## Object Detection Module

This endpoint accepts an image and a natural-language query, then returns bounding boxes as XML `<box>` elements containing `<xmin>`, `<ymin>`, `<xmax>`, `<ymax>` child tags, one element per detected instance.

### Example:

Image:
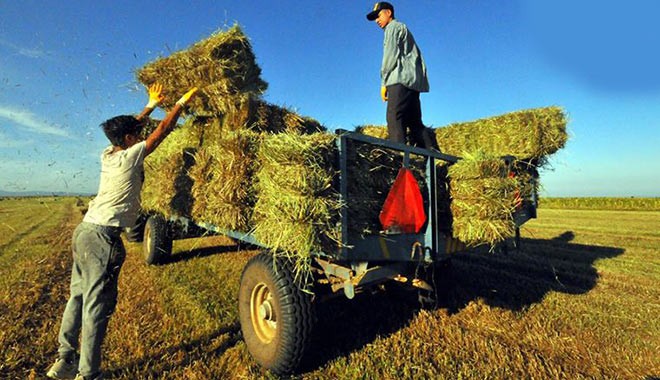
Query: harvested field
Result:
<box><xmin>1</xmin><ymin>196</ymin><xmax>658</xmax><ymax>379</ymax></box>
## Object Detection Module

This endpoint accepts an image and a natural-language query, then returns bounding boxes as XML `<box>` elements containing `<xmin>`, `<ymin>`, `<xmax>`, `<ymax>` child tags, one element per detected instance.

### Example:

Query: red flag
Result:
<box><xmin>379</xmin><ymin>168</ymin><xmax>427</xmax><ymax>233</ymax></box>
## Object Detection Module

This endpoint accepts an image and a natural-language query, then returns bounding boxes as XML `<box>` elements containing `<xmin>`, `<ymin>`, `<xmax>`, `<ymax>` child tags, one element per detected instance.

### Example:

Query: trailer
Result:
<box><xmin>134</xmin><ymin>130</ymin><xmax>538</xmax><ymax>375</ymax></box>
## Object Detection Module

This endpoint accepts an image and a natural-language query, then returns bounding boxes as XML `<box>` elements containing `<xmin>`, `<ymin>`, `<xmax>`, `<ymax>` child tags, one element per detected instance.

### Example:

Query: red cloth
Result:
<box><xmin>379</xmin><ymin>168</ymin><xmax>426</xmax><ymax>233</ymax></box>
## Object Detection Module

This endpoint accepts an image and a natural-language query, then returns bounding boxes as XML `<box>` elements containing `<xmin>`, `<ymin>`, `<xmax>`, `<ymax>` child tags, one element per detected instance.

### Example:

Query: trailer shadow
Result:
<box><xmin>164</xmin><ymin>244</ymin><xmax>238</xmax><ymax>264</ymax></box>
<box><xmin>443</xmin><ymin>231</ymin><xmax>624</xmax><ymax>313</ymax></box>
<box><xmin>301</xmin><ymin>230</ymin><xmax>625</xmax><ymax>372</ymax></box>
<box><xmin>104</xmin><ymin>323</ymin><xmax>241</xmax><ymax>379</ymax></box>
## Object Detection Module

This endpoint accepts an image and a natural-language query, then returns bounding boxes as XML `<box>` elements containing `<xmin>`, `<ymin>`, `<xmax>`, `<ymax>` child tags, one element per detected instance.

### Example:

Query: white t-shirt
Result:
<box><xmin>83</xmin><ymin>141</ymin><xmax>147</xmax><ymax>228</ymax></box>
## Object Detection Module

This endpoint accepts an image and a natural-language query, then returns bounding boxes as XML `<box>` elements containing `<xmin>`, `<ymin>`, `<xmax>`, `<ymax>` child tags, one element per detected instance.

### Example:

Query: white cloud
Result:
<box><xmin>0</xmin><ymin>38</ymin><xmax>47</xmax><ymax>58</ymax></box>
<box><xmin>0</xmin><ymin>105</ymin><xmax>69</xmax><ymax>137</ymax></box>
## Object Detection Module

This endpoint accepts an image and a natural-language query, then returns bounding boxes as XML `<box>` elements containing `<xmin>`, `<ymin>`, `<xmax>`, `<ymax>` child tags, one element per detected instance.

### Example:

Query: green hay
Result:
<box><xmin>141</xmin><ymin>118</ymin><xmax>204</xmax><ymax>218</ymax></box>
<box><xmin>450</xmin><ymin>218</ymin><xmax>516</xmax><ymax>247</ymax></box>
<box><xmin>447</xmin><ymin>150</ymin><xmax>508</xmax><ymax>180</ymax></box>
<box><xmin>436</xmin><ymin>107</ymin><xmax>567</xmax><ymax>160</ymax></box>
<box><xmin>140</xmin><ymin>104</ymin><xmax>324</xmax><ymax>224</ymax></box>
<box><xmin>354</xmin><ymin>125</ymin><xmax>389</xmax><ymax>140</ymax></box>
<box><xmin>340</xmin><ymin>137</ymin><xmax>455</xmax><ymax>235</ymax></box>
<box><xmin>357</xmin><ymin>106</ymin><xmax>568</xmax><ymax>163</ymax></box>
<box><xmin>233</xmin><ymin>98</ymin><xmax>325</xmax><ymax>134</ymax></box>
<box><xmin>137</xmin><ymin>26</ymin><xmax>566</xmax><ymax>257</ymax></box>
<box><xmin>136</xmin><ymin>24</ymin><xmax>267</xmax><ymax>116</ymax></box>
<box><xmin>355</xmin><ymin>107</ymin><xmax>567</xmax><ymax>246</ymax></box>
<box><xmin>448</xmin><ymin>151</ymin><xmax>519</xmax><ymax>247</ymax></box>
<box><xmin>188</xmin><ymin>130</ymin><xmax>260</xmax><ymax>231</ymax></box>
<box><xmin>344</xmin><ymin>141</ymin><xmax>431</xmax><ymax>234</ymax></box>
<box><xmin>251</xmin><ymin>133</ymin><xmax>340</xmax><ymax>283</ymax></box>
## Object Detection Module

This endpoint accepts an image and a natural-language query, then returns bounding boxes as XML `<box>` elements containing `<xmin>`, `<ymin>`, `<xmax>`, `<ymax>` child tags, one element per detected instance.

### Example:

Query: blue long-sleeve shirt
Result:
<box><xmin>381</xmin><ymin>19</ymin><xmax>430</xmax><ymax>92</ymax></box>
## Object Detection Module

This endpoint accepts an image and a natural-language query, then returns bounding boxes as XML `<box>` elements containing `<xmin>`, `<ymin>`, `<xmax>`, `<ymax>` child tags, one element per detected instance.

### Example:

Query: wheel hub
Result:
<box><xmin>258</xmin><ymin>300</ymin><xmax>274</xmax><ymax>321</ymax></box>
<box><xmin>145</xmin><ymin>225</ymin><xmax>151</xmax><ymax>245</ymax></box>
<box><xmin>250</xmin><ymin>282</ymin><xmax>277</xmax><ymax>343</ymax></box>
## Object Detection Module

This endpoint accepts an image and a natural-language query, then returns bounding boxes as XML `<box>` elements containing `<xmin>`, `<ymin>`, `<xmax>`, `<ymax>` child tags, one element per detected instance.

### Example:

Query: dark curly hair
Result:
<box><xmin>100</xmin><ymin>115</ymin><xmax>144</xmax><ymax>148</ymax></box>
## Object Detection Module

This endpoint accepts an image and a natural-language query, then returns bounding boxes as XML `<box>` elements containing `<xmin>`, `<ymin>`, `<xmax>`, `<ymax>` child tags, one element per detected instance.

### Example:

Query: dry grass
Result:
<box><xmin>251</xmin><ymin>133</ymin><xmax>340</xmax><ymax>283</ymax></box>
<box><xmin>189</xmin><ymin>129</ymin><xmax>261</xmax><ymax>231</ymax></box>
<box><xmin>1</xmin><ymin>196</ymin><xmax>658</xmax><ymax>379</ymax></box>
<box><xmin>447</xmin><ymin>150</ymin><xmax>518</xmax><ymax>246</ymax></box>
<box><xmin>357</xmin><ymin>106</ymin><xmax>568</xmax><ymax>163</ymax></box>
<box><xmin>141</xmin><ymin>117</ymin><xmax>204</xmax><ymax>218</ymax></box>
<box><xmin>136</xmin><ymin>24</ymin><xmax>267</xmax><ymax>116</ymax></box>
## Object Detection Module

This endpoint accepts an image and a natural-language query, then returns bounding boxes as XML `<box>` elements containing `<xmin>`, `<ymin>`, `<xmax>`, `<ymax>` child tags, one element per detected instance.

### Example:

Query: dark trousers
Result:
<box><xmin>386</xmin><ymin>84</ymin><xmax>439</xmax><ymax>150</ymax></box>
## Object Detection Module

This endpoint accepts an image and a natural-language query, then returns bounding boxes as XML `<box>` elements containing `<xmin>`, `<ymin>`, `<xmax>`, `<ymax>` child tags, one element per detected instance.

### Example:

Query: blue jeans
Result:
<box><xmin>57</xmin><ymin>222</ymin><xmax>126</xmax><ymax>377</ymax></box>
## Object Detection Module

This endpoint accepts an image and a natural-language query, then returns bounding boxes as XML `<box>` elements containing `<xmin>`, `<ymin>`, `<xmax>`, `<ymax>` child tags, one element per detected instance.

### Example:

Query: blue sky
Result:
<box><xmin>0</xmin><ymin>1</ymin><xmax>658</xmax><ymax>196</ymax></box>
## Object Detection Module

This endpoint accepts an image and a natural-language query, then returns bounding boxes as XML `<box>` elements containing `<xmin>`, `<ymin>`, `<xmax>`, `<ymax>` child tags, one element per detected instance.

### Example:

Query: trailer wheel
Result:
<box><xmin>238</xmin><ymin>252</ymin><xmax>313</xmax><ymax>376</ymax></box>
<box><xmin>143</xmin><ymin>215</ymin><xmax>172</xmax><ymax>265</ymax></box>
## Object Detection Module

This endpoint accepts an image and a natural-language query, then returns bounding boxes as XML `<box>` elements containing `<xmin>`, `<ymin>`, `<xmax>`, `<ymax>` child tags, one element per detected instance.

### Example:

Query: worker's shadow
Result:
<box><xmin>104</xmin><ymin>323</ymin><xmax>241</xmax><ymax>378</ymax></box>
<box><xmin>300</xmin><ymin>230</ymin><xmax>624</xmax><ymax>372</ymax></box>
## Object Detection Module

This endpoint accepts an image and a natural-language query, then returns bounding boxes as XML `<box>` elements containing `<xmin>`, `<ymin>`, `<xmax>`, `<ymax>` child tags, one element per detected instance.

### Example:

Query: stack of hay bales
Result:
<box><xmin>188</xmin><ymin>128</ymin><xmax>260</xmax><ymax>231</ymax></box>
<box><xmin>141</xmin><ymin>117</ymin><xmax>204</xmax><ymax>218</ymax></box>
<box><xmin>342</xmin><ymin>140</ymin><xmax>434</xmax><ymax>234</ymax></box>
<box><xmin>447</xmin><ymin>151</ymin><xmax>518</xmax><ymax>246</ymax></box>
<box><xmin>251</xmin><ymin>133</ymin><xmax>340</xmax><ymax>281</ymax></box>
<box><xmin>357</xmin><ymin>107</ymin><xmax>568</xmax><ymax>246</ymax></box>
<box><xmin>138</xmin><ymin>24</ymin><xmax>567</xmax><ymax>263</ymax></box>
<box><xmin>138</xmin><ymin>25</ymin><xmax>325</xmax><ymax>235</ymax></box>
<box><xmin>357</xmin><ymin>107</ymin><xmax>567</xmax><ymax>162</ymax></box>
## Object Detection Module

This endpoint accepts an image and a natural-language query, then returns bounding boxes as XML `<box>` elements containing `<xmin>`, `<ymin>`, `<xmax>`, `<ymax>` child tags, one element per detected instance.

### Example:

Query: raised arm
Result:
<box><xmin>144</xmin><ymin>87</ymin><xmax>197</xmax><ymax>156</ymax></box>
<box><xmin>136</xmin><ymin>83</ymin><xmax>165</xmax><ymax>121</ymax></box>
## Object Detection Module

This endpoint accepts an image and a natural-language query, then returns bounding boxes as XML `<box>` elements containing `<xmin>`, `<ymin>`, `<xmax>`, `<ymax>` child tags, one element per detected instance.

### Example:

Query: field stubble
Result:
<box><xmin>0</xmin><ymin>197</ymin><xmax>658</xmax><ymax>379</ymax></box>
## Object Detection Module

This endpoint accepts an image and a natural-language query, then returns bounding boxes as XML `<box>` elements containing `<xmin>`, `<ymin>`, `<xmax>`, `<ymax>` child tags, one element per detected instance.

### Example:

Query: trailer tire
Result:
<box><xmin>143</xmin><ymin>215</ymin><xmax>172</xmax><ymax>265</ymax></box>
<box><xmin>238</xmin><ymin>252</ymin><xmax>313</xmax><ymax>376</ymax></box>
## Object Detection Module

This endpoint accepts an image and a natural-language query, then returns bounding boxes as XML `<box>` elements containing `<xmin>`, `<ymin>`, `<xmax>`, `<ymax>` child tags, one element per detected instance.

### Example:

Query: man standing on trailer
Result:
<box><xmin>367</xmin><ymin>2</ymin><xmax>438</xmax><ymax>150</ymax></box>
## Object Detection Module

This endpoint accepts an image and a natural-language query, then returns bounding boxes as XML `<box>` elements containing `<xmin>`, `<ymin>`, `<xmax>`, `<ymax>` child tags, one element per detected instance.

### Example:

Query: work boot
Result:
<box><xmin>46</xmin><ymin>357</ymin><xmax>78</xmax><ymax>379</ymax></box>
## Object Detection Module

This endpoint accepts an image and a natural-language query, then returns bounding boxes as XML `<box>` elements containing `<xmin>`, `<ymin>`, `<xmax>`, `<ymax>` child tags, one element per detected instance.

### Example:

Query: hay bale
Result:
<box><xmin>436</xmin><ymin>106</ymin><xmax>567</xmax><ymax>160</ymax></box>
<box><xmin>343</xmin><ymin>141</ymin><xmax>428</xmax><ymax>234</ymax></box>
<box><xmin>356</xmin><ymin>106</ymin><xmax>568</xmax><ymax>162</ymax></box>
<box><xmin>450</xmin><ymin>218</ymin><xmax>515</xmax><ymax>247</ymax></box>
<box><xmin>354</xmin><ymin>107</ymin><xmax>567</xmax><ymax>246</ymax></box>
<box><xmin>355</xmin><ymin>125</ymin><xmax>389</xmax><ymax>140</ymax></box>
<box><xmin>141</xmin><ymin>117</ymin><xmax>204</xmax><ymax>218</ymax></box>
<box><xmin>188</xmin><ymin>130</ymin><xmax>260</xmax><ymax>231</ymax></box>
<box><xmin>447</xmin><ymin>151</ymin><xmax>518</xmax><ymax>247</ymax></box>
<box><xmin>139</xmin><ymin>108</ymin><xmax>325</xmax><ymax>224</ymax></box>
<box><xmin>221</xmin><ymin>96</ymin><xmax>326</xmax><ymax>134</ymax></box>
<box><xmin>136</xmin><ymin>24</ymin><xmax>267</xmax><ymax>116</ymax></box>
<box><xmin>139</xmin><ymin>102</ymin><xmax>325</xmax><ymax>222</ymax></box>
<box><xmin>251</xmin><ymin>133</ymin><xmax>340</xmax><ymax>282</ymax></box>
